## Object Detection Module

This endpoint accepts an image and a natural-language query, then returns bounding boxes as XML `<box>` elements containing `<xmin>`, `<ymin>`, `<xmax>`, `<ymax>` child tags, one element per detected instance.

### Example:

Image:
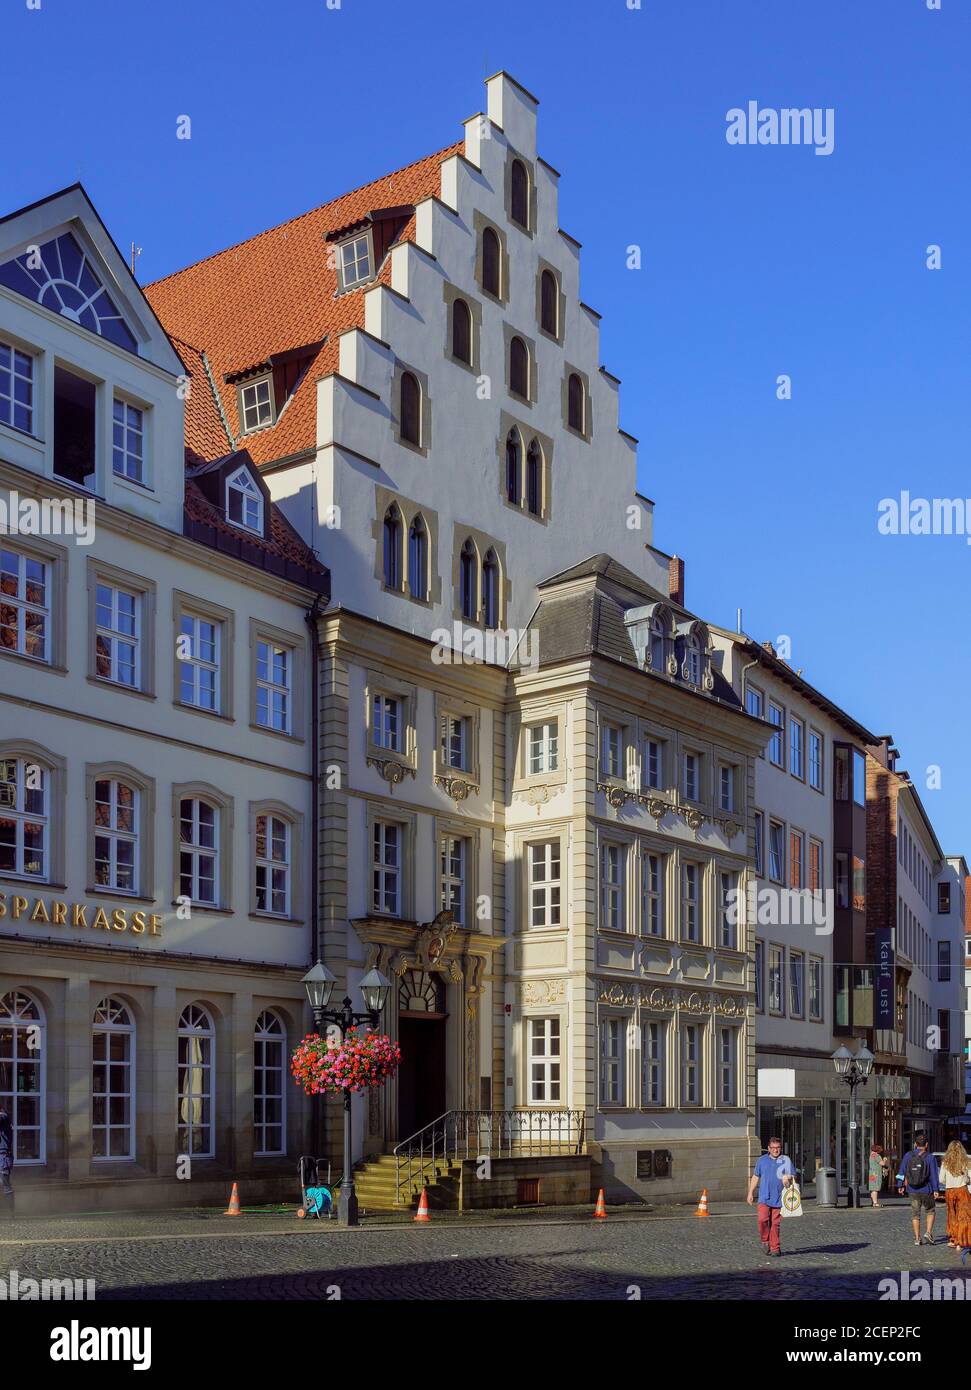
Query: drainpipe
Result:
<box><xmin>304</xmin><ymin>594</ymin><xmax>322</xmax><ymax>963</ymax></box>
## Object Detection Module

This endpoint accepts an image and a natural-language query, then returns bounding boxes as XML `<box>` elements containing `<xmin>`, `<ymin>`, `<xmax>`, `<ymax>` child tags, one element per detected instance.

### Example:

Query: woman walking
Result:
<box><xmin>867</xmin><ymin>1143</ymin><xmax>885</xmax><ymax>1208</ymax></box>
<box><xmin>939</xmin><ymin>1140</ymin><xmax>971</xmax><ymax>1255</ymax></box>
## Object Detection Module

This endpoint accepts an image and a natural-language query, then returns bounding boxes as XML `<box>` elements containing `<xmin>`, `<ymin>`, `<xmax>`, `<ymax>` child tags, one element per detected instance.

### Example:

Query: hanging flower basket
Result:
<box><xmin>291</xmin><ymin>1028</ymin><xmax>401</xmax><ymax>1096</ymax></box>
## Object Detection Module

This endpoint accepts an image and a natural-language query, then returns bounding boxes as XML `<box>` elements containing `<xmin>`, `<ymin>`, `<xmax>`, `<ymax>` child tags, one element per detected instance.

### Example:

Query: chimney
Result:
<box><xmin>668</xmin><ymin>555</ymin><xmax>684</xmax><ymax>606</ymax></box>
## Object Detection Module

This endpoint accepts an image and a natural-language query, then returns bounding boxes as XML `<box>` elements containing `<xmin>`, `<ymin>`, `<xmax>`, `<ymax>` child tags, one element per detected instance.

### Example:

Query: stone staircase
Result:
<box><xmin>351</xmin><ymin>1152</ymin><xmax>462</xmax><ymax>1213</ymax></box>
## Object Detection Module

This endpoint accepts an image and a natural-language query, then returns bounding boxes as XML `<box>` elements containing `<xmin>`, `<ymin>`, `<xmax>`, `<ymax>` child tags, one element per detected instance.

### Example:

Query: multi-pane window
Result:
<box><xmin>754</xmin><ymin>810</ymin><xmax>764</xmax><ymax>877</ymax></box>
<box><xmin>528</xmin><ymin>841</ymin><xmax>561</xmax><ymax>928</ymax></box>
<box><xmin>644</xmin><ymin>738</ymin><xmax>663</xmax><ymax>791</ymax></box>
<box><xmin>459</xmin><ymin>539</ymin><xmax>478</xmax><ymax>620</ymax></box>
<box><xmin>789</xmin><ymin>950</ymin><xmax>805</xmax><ymax>1017</ymax></box>
<box><xmin>937</xmin><ymin>882</ymin><xmax>951</xmax><ymax>914</ymax></box>
<box><xmin>809</xmin><ymin>730</ymin><xmax>823</xmax><ymax>790</ymax></box>
<box><xmin>0</xmin><ymin>756</ymin><xmax>47</xmax><ymax>879</ymax></box>
<box><xmin>681</xmin><ymin>1023</ymin><xmax>701</xmax><ymax>1105</ymax></box>
<box><xmin>718</xmin><ymin>1027</ymin><xmax>738</xmax><ymax>1105</ymax></box>
<box><xmin>255</xmin><ymin>814</ymin><xmax>290</xmax><ymax>916</ymax></box>
<box><xmin>92</xmin><ymin>998</ymin><xmax>134</xmax><ymax>1161</ymax></box>
<box><xmin>0</xmin><ymin>991</ymin><xmax>44</xmax><ymax>1161</ymax></box>
<box><xmin>226</xmin><ymin>467</ymin><xmax>263</xmax><ymax>531</ymax></box>
<box><xmin>642</xmin><ymin>851</ymin><xmax>664</xmax><ymax>936</ymax></box>
<box><xmin>383</xmin><ymin>506</ymin><xmax>402</xmax><ymax>589</ymax></box>
<box><xmin>256</xmin><ymin>640</ymin><xmax>291</xmax><ymax>733</ymax></box>
<box><xmin>440</xmin><ymin>714</ymin><xmax>468</xmax><ymax>771</ymax></box>
<box><xmin>0</xmin><ymin>341</ymin><xmax>33</xmax><ymax>433</ymax></box>
<box><xmin>482</xmin><ymin>550</ymin><xmax>500</xmax><ymax>629</ymax></box>
<box><xmin>94</xmin><ymin>779</ymin><xmax>138</xmax><ymax>893</ymax></box>
<box><xmin>719</xmin><ymin>870</ymin><xmax>738</xmax><ymax>949</ymax></box>
<box><xmin>112</xmin><ymin>399</ymin><xmax>144</xmax><ymax>482</ymax></box>
<box><xmin>768</xmin><ymin>946</ymin><xmax>784</xmax><ymax>1013</ymax></box>
<box><xmin>240</xmin><ymin>380</ymin><xmax>272</xmax><ymax>434</ymax></box>
<box><xmin>789</xmin><ymin>830</ymin><xmax>805</xmax><ymax>890</ymax></box>
<box><xmin>719</xmin><ymin>764</ymin><xmax>734</xmax><ymax>812</ymax></box>
<box><xmin>768</xmin><ymin>702</ymin><xmax>784</xmax><ymax>766</ymax></box>
<box><xmin>528</xmin><ymin>1017</ymin><xmax>561</xmax><ymax>1103</ymax></box>
<box><xmin>809</xmin><ymin>958</ymin><xmax>823</xmax><ymax>1020</ymax></box>
<box><xmin>682</xmin><ymin>862</ymin><xmax>700</xmax><ymax>942</ymax></box>
<box><xmin>440</xmin><ymin>835</ymin><xmax>467</xmax><ymax>925</ymax></box>
<box><xmin>683</xmin><ymin>751</ymin><xmax>700</xmax><ymax>801</ymax></box>
<box><xmin>339</xmin><ymin>234</ymin><xmax>372</xmax><ymax>289</ymax></box>
<box><xmin>755</xmin><ymin>940</ymin><xmax>764</xmax><ymax>1012</ymax></box>
<box><xmin>0</xmin><ymin>546</ymin><xmax>48</xmax><ymax>661</ymax></box>
<box><xmin>745</xmin><ymin>684</ymin><xmax>764</xmax><ymax>720</ymax></box>
<box><xmin>600</xmin><ymin>844</ymin><xmax>626</xmax><ymax>931</ymax></box>
<box><xmin>602</xmin><ymin>724</ymin><xmax>623</xmax><ymax>779</ymax></box>
<box><xmin>372</xmin><ymin>693</ymin><xmax>400</xmax><ymax>753</ymax></box>
<box><xmin>179</xmin><ymin>798</ymin><xmax>218</xmax><ymax>905</ymax></box>
<box><xmin>600</xmin><ymin>1018</ymin><xmax>624</xmax><ymax>1104</ymax></box>
<box><xmin>528</xmin><ymin>722</ymin><xmax>558</xmax><ymax>775</ymax></box>
<box><xmin>938</xmin><ymin>940</ymin><xmax>952</xmax><ymax>983</ymax></box>
<box><xmin>178</xmin><ymin>614</ymin><xmax>220</xmax><ymax>711</ymax></box>
<box><xmin>177</xmin><ymin>1004</ymin><xmax>214</xmax><ymax>1159</ymax></box>
<box><xmin>768</xmin><ymin>820</ymin><xmax>785</xmax><ymax>883</ymax></box>
<box><xmin>254</xmin><ymin>1011</ymin><xmax>285</xmax><ymax>1156</ymax></box>
<box><xmin>408</xmin><ymin>516</ymin><xmax>428</xmax><ymax>599</ymax></box>
<box><xmin>809</xmin><ymin>839</ymin><xmax>823</xmax><ymax>894</ymax></box>
<box><xmin>372</xmin><ymin>821</ymin><xmax>401</xmax><ymax>916</ymax></box>
<box><xmin>685</xmin><ymin>635</ymin><xmax>702</xmax><ymax>686</ymax></box>
<box><xmin>642</xmin><ymin>1020</ymin><xmax>666</xmax><ymax>1105</ymax></box>
<box><xmin>852</xmin><ymin>748</ymin><xmax>866</xmax><ymax>807</ymax></box>
<box><xmin>789</xmin><ymin>717</ymin><xmax>804</xmax><ymax>778</ymax></box>
<box><xmin>95</xmin><ymin>583</ymin><xmax>139</xmax><ymax>687</ymax></box>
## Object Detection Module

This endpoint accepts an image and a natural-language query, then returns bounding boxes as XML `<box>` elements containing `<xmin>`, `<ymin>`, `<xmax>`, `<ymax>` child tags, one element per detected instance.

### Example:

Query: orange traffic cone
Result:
<box><xmin>224</xmin><ymin>1182</ymin><xmax>241</xmax><ymax>1216</ymax></box>
<box><xmin>593</xmin><ymin>1189</ymin><xmax>607</xmax><ymax>1219</ymax></box>
<box><xmin>414</xmin><ymin>1186</ymin><xmax>431</xmax><ymax>1223</ymax></box>
<box><xmin>695</xmin><ymin>1188</ymin><xmax>710</xmax><ymax>1218</ymax></box>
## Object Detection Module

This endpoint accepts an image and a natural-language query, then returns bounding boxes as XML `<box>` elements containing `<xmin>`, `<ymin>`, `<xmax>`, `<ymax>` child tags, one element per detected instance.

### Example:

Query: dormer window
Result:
<box><xmin>225</xmin><ymin>467</ymin><xmax>263</xmax><ymax>534</ymax></box>
<box><xmin>239</xmin><ymin>377</ymin><xmax>273</xmax><ymax>433</ymax></box>
<box><xmin>339</xmin><ymin>233</ymin><xmax>372</xmax><ymax>291</ymax></box>
<box><xmin>686</xmin><ymin>635</ymin><xmax>702</xmax><ymax>686</ymax></box>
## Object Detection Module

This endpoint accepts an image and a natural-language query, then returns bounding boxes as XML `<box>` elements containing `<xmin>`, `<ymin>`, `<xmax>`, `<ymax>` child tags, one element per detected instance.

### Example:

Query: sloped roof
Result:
<box><xmin>145</xmin><ymin>144</ymin><xmax>462</xmax><ymax>466</ymax></box>
<box><xmin>538</xmin><ymin>553</ymin><xmax>670</xmax><ymax>606</ymax></box>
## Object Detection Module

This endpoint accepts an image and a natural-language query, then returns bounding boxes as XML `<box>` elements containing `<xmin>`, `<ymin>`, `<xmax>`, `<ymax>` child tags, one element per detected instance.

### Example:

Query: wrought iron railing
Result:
<box><xmin>392</xmin><ymin>1108</ymin><xmax>585</xmax><ymax>1205</ymax></box>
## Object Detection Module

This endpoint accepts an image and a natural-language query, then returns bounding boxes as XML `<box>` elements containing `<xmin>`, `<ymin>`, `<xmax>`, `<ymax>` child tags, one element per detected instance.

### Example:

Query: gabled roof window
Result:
<box><xmin>225</xmin><ymin>466</ymin><xmax>263</xmax><ymax>534</ymax></box>
<box><xmin>239</xmin><ymin>377</ymin><xmax>273</xmax><ymax>433</ymax></box>
<box><xmin>338</xmin><ymin>233</ymin><xmax>372</xmax><ymax>291</ymax></box>
<box><xmin>0</xmin><ymin>232</ymin><xmax>137</xmax><ymax>352</ymax></box>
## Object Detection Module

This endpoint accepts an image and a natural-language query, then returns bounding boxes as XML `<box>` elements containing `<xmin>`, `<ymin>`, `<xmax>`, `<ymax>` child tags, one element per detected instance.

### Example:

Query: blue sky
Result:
<box><xmin>3</xmin><ymin>0</ymin><xmax>968</xmax><ymax>850</ymax></box>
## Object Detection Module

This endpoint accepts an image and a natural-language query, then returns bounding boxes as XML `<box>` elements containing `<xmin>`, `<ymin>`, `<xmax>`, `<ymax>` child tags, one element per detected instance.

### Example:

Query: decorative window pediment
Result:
<box><xmin>0</xmin><ymin>232</ymin><xmax>137</xmax><ymax>352</ymax></box>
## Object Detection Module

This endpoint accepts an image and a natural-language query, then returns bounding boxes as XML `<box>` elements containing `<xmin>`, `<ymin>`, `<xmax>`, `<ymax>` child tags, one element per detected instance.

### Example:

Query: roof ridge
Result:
<box><xmin>145</xmin><ymin>142</ymin><xmax>462</xmax><ymax>291</ymax></box>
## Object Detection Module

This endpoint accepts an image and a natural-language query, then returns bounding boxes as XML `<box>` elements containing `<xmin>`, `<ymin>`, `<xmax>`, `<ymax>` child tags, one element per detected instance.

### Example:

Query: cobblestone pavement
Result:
<box><xmin>2</xmin><ymin>1200</ymin><xmax>969</xmax><ymax>1299</ymax></box>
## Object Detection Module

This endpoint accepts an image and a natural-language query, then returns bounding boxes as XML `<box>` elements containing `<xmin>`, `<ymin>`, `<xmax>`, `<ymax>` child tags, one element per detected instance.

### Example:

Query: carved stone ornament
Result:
<box><xmin>666</xmin><ymin>654</ymin><xmax>679</xmax><ymax>677</ymax></box>
<box><xmin>600</xmin><ymin>782</ymin><xmax>630</xmax><ymax>810</ymax></box>
<box><xmin>645</xmin><ymin>796</ymin><xmax>668</xmax><ymax>827</ymax></box>
<box><xmin>703</xmin><ymin>669</ymin><xmax>715</xmax><ymax>692</ymax></box>
<box><xmin>435</xmin><ymin>774</ymin><xmax>479</xmax><ymax>803</ymax></box>
<box><xmin>516</xmin><ymin>783</ymin><xmax>552</xmax><ymax>813</ymax></box>
<box><xmin>522</xmin><ymin>979</ymin><xmax>566</xmax><ymax>1006</ymax></box>
<box><xmin>366</xmin><ymin>756</ymin><xmax>414</xmax><ymax>787</ymax></box>
<box><xmin>593</xmin><ymin>978</ymin><xmax>746</xmax><ymax>1017</ymax></box>
<box><xmin>682</xmin><ymin>806</ymin><xmax>705</xmax><ymax>835</ymax></box>
<box><xmin>719</xmin><ymin>818</ymin><xmax>740</xmax><ymax>839</ymax></box>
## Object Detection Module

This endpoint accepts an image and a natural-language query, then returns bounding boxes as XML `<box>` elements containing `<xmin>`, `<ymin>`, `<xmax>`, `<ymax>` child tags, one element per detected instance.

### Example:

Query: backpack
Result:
<box><xmin>905</xmin><ymin>1151</ymin><xmax>929</xmax><ymax>1189</ymax></box>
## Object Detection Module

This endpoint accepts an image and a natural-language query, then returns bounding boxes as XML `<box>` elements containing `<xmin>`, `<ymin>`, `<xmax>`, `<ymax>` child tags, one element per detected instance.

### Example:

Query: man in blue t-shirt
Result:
<box><xmin>747</xmin><ymin>1137</ymin><xmax>795</xmax><ymax>1256</ymax></box>
<box><xmin>895</xmin><ymin>1131</ymin><xmax>941</xmax><ymax>1247</ymax></box>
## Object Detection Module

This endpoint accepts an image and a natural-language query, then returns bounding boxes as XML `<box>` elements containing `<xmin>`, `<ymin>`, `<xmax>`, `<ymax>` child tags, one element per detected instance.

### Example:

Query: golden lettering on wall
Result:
<box><xmin>0</xmin><ymin>892</ymin><xmax>162</xmax><ymax>940</ymax></box>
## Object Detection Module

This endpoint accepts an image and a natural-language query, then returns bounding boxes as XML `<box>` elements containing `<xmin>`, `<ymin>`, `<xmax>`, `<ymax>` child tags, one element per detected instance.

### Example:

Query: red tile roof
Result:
<box><xmin>146</xmin><ymin>144</ymin><xmax>462</xmax><ymax>467</ymax></box>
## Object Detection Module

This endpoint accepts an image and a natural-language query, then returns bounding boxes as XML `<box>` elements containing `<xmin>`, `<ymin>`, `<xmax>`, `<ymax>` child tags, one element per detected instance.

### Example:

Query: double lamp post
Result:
<box><xmin>832</xmin><ymin>1042</ymin><xmax>874</xmax><ymax>1208</ymax></box>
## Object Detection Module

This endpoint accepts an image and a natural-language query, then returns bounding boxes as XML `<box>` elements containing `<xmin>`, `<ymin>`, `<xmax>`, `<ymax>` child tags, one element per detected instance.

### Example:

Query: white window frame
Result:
<box><xmin>255</xmin><ymin>813</ymin><xmax>291</xmax><ymax>917</ymax></box>
<box><xmin>95</xmin><ymin>581</ymin><xmax>141</xmax><ymax>688</ymax></box>
<box><xmin>789</xmin><ymin>716</ymin><xmax>805</xmax><ymax>780</ymax></box>
<box><xmin>642</xmin><ymin>1018</ymin><xmax>667</xmax><ymax>1106</ymax></box>
<box><xmin>644</xmin><ymin>738</ymin><xmax>664</xmax><ymax>791</ymax></box>
<box><xmin>683</xmin><ymin>750</ymin><xmax>700</xmax><ymax>802</ymax></box>
<box><xmin>600</xmin><ymin>842</ymin><xmax>626</xmax><ymax>931</ymax></box>
<box><xmin>768</xmin><ymin>944</ymin><xmax>785</xmax><ymax>1015</ymax></box>
<box><xmin>642</xmin><ymin>850</ymin><xmax>664</xmax><ymax>937</ymax></box>
<box><xmin>527</xmin><ymin>1016</ymin><xmax>561</xmax><ymax>1103</ymax></box>
<box><xmin>718</xmin><ymin>1025</ymin><xmax>739</xmax><ymax>1106</ymax></box>
<box><xmin>0</xmin><ymin>339</ymin><xmax>34</xmax><ymax>435</ymax></box>
<box><xmin>372</xmin><ymin>820</ymin><xmax>401</xmax><ymax>916</ymax></box>
<box><xmin>256</xmin><ymin>639</ymin><xmax>292</xmax><ymax>734</ymax></box>
<box><xmin>809</xmin><ymin>956</ymin><xmax>823</xmax><ymax>1021</ymax></box>
<box><xmin>239</xmin><ymin>379</ymin><xmax>273</xmax><ymax>435</ymax></box>
<box><xmin>768</xmin><ymin>701</ymin><xmax>785</xmax><ymax>767</ymax></box>
<box><xmin>371</xmin><ymin>692</ymin><xmax>401</xmax><ymax>753</ymax></box>
<box><xmin>226</xmin><ymin>465</ymin><xmax>264</xmax><ymax>531</ymax></box>
<box><xmin>768</xmin><ymin>819</ymin><xmax>785</xmax><ymax>884</ymax></box>
<box><xmin>339</xmin><ymin>233</ymin><xmax>373</xmax><ymax>290</ymax></box>
<box><xmin>681</xmin><ymin>861</ymin><xmax>700</xmax><ymax>942</ymax></box>
<box><xmin>440</xmin><ymin>713</ymin><xmax>468</xmax><ymax>771</ymax></box>
<box><xmin>527</xmin><ymin>721</ymin><xmax>559</xmax><ymax>775</ymax></box>
<box><xmin>112</xmin><ymin>397</ymin><xmax>145</xmax><ymax>483</ymax></box>
<box><xmin>253</xmin><ymin>1010</ymin><xmax>286</xmax><ymax>1157</ymax></box>
<box><xmin>0</xmin><ymin>991</ymin><xmax>46</xmax><ymax>1164</ymax></box>
<box><xmin>177</xmin><ymin>1004</ymin><xmax>215</xmax><ymax>1160</ymax></box>
<box><xmin>719</xmin><ymin>763</ymin><xmax>734</xmax><ymax>812</ymax></box>
<box><xmin>719</xmin><ymin>869</ymin><xmax>739</xmax><ymax>949</ymax></box>
<box><xmin>809</xmin><ymin>728</ymin><xmax>824</xmax><ymax>791</ymax></box>
<box><xmin>602</xmin><ymin>723</ymin><xmax>624</xmax><ymax>780</ymax></box>
<box><xmin>440</xmin><ymin>834</ymin><xmax>468</xmax><ymax>925</ymax></box>
<box><xmin>0</xmin><ymin>545</ymin><xmax>49</xmax><ymax>663</ymax></box>
<box><xmin>92</xmin><ymin>998</ymin><xmax>135</xmax><ymax>1162</ymax></box>
<box><xmin>179</xmin><ymin>797</ymin><xmax>219</xmax><ymax>906</ymax></box>
<box><xmin>0</xmin><ymin>755</ymin><xmax>48</xmax><ymax>880</ymax></box>
<box><xmin>789</xmin><ymin>949</ymin><xmax>805</xmax><ymax>1018</ymax></box>
<box><xmin>600</xmin><ymin>1017</ymin><xmax>626</xmax><ymax>1105</ymax></box>
<box><xmin>528</xmin><ymin>840</ymin><xmax>561</xmax><ymax>928</ymax></box>
<box><xmin>178</xmin><ymin>612</ymin><xmax>221</xmax><ymax>712</ymax></box>
<box><xmin>680</xmin><ymin>1022</ymin><xmax>701</xmax><ymax>1106</ymax></box>
<box><xmin>93</xmin><ymin>778</ymin><xmax>139</xmax><ymax>894</ymax></box>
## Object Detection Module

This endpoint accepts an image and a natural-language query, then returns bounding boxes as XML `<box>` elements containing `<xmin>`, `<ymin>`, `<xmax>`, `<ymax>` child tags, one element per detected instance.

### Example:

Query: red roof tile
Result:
<box><xmin>147</xmin><ymin>144</ymin><xmax>462</xmax><ymax>467</ymax></box>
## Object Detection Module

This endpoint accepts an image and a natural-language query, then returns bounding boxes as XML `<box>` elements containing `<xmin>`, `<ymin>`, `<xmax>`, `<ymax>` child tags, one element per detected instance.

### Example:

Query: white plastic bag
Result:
<box><xmin>781</xmin><ymin>1183</ymin><xmax>803</xmax><ymax>1218</ymax></box>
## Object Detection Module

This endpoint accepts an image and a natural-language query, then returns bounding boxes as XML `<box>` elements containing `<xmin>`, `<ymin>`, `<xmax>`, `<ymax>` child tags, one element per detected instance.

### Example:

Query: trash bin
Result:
<box><xmin>815</xmin><ymin>1167</ymin><xmax>837</xmax><ymax>1207</ymax></box>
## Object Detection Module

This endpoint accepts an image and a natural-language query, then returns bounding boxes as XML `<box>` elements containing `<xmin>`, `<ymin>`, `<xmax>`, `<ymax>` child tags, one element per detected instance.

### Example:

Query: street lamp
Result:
<box><xmin>301</xmin><ymin>962</ymin><xmax>392</xmax><ymax>1227</ymax></box>
<box><xmin>832</xmin><ymin>1042</ymin><xmax>874</xmax><ymax>1208</ymax></box>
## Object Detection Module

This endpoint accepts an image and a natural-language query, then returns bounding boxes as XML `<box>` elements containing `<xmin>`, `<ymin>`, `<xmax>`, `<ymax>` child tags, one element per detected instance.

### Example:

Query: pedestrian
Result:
<box><xmin>895</xmin><ymin>1130</ymin><xmax>941</xmax><ymax>1247</ymax></box>
<box><xmin>747</xmin><ymin>1136</ymin><xmax>795</xmax><ymax>1257</ymax></box>
<box><xmin>0</xmin><ymin>1104</ymin><xmax>13</xmax><ymax>1217</ymax></box>
<box><xmin>867</xmin><ymin>1143</ymin><xmax>885</xmax><ymax>1208</ymax></box>
<box><xmin>938</xmin><ymin>1140</ymin><xmax>971</xmax><ymax>1254</ymax></box>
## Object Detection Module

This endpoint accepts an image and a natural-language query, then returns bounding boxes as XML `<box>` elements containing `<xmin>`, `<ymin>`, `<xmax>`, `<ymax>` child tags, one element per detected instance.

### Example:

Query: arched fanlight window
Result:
<box><xmin>460</xmin><ymin>539</ymin><xmax>478</xmax><ymax>621</ymax></box>
<box><xmin>526</xmin><ymin>439</ymin><xmax>542</xmax><ymax>516</ymax></box>
<box><xmin>510</xmin><ymin>336</ymin><xmax>529</xmax><ymax>399</ymax></box>
<box><xmin>540</xmin><ymin>269</ymin><xmax>558</xmax><ymax>336</ymax></box>
<box><xmin>254</xmin><ymin>1010</ymin><xmax>286</xmax><ymax>1157</ymax></box>
<box><xmin>0</xmin><ymin>232</ymin><xmax>137</xmax><ymax>352</ymax></box>
<box><xmin>451</xmin><ymin>298</ymin><xmax>471</xmax><ymax>364</ymax></box>
<box><xmin>408</xmin><ymin>515</ymin><xmax>428</xmax><ymax>601</ymax></box>
<box><xmin>399</xmin><ymin>371</ymin><xmax>421</xmax><ymax>446</ymax></box>
<box><xmin>178</xmin><ymin>1004</ymin><xmax>215</xmax><ymax>1158</ymax></box>
<box><xmin>510</xmin><ymin>159</ymin><xmax>529</xmax><ymax>229</ymax></box>
<box><xmin>482</xmin><ymin>549</ymin><xmax>500</xmax><ymax>630</ymax></box>
<box><xmin>482</xmin><ymin>227</ymin><xmax>501</xmax><ymax>298</ymax></box>
<box><xmin>383</xmin><ymin>505</ymin><xmax>402</xmax><ymax>589</ymax></box>
<box><xmin>0</xmin><ymin>991</ymin><xmax>45</xmax><ymax>1163</ymax></box>
<box><xmin>505</xmin><ymin>428</ymin><xmax>521</xmax><ymax>505</ymax></box>
<box><xmin>568</xmin><ymin>373</ymin><xmax>585</xmax><ymax>433</ymax></box>
<box><xmin>92</xmin><ymin>997</ymin><xmax>134</xmax><ymax>1161</ymax></box>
